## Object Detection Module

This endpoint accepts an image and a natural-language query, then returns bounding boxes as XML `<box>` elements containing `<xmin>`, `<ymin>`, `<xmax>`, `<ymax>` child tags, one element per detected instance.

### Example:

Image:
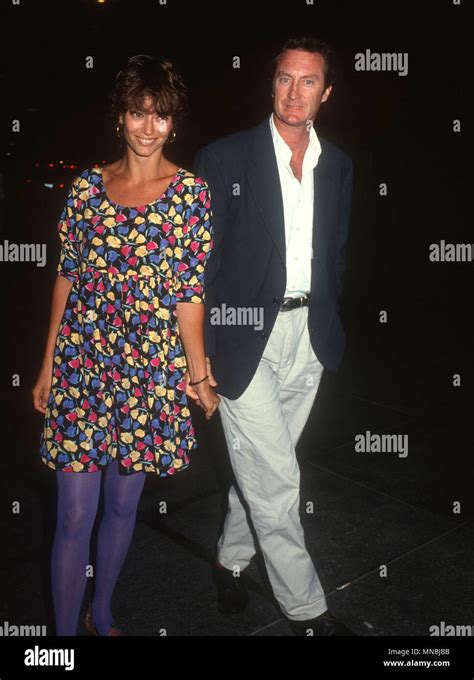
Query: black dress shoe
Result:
<box><xmin>213</xmin><ymin>562</ymin><xmax>248</xmax><ymax>617</ymax></box>
<box><xmin>289</xmin><ymin>611</ymin><xmax>356</xmax><ymax>636</ymax></box>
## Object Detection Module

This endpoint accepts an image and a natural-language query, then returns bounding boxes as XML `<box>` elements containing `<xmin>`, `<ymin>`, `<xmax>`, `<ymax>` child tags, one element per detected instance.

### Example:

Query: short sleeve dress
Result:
<box><xmin>39</xmin><ymin>166</ymin><xmax>213</xmax><ymax>476</ymax></box>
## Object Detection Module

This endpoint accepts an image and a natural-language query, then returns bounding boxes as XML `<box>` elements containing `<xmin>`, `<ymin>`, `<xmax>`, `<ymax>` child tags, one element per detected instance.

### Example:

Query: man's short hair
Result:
<box><xmin>274</xmin><ymin>35</ymin><xmax>335</xmax><ymax>89</ymax></box>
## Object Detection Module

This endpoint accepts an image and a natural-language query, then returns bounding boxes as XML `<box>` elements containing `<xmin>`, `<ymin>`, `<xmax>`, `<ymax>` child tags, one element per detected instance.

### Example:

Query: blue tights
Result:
<box><xmin>51</xmin><ymin>460</ymin><xmax>146</xmax><ymax>635</ymax></box>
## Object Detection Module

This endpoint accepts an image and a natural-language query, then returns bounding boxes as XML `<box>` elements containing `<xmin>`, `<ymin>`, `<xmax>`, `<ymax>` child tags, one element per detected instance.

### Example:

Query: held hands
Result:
<box><xmin>185</xmin><ymin>357</ymin><xmax>219</xmax><ymax>420</ymax></box>
<box><xmin>34</xmin><ymin>358</ymin><xmax>219</xmax><ymax>419</ymax></box>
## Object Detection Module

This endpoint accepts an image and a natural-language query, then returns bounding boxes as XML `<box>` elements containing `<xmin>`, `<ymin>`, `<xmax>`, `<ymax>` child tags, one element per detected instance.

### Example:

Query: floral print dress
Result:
<box><xmin>39</xmin><ymin>166</ymin><xmax>213</xmax><ymax>476</ymax></box>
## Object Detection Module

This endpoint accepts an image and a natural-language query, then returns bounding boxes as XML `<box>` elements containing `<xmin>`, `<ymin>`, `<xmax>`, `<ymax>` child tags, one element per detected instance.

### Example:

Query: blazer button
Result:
<box><xmin>272</xmin><ymin>297</ymin><xmax>280</xmax><ymax>304</ymax></box>
<box><xmin>261</xmin><ymin>332</ymin><xmax>268</xmax><ymax>340</ymax></box>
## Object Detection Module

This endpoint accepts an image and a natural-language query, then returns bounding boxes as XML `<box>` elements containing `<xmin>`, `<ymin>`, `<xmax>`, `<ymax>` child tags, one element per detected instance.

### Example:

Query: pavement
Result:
<box><xmin>2</xmin><ymin>294</ymin><xmax>472</xmax><ymax>636</ymax></box>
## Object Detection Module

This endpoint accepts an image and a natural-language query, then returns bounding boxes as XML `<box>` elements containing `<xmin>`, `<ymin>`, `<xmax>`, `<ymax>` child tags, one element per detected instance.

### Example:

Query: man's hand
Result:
<box><xmin>194</xmin><ymin>382</ymin><xmax>220</xmax><ymax>420</ymax></box>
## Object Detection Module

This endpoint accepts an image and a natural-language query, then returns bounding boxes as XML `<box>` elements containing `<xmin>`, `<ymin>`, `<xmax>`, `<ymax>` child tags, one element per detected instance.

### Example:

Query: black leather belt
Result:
<box><xmin>280</xmin><ymin>294</ymin><xmax>310</xmax><ymax>311</ymax></box>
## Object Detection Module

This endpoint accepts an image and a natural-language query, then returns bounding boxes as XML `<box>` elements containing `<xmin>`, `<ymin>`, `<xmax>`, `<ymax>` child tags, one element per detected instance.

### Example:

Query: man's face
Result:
<box><xmin>273</xmin><ymin>49</ymin><xmax>332</xmax><ymax>128</ymax></box>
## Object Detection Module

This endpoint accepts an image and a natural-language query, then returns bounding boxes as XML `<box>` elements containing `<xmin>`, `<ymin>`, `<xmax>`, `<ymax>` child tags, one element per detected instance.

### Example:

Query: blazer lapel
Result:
<box><xmin>245</xmin><ymin>121</ymin><xmax>338</xmax><ymax>277</ymax></box>
<box><xmin>247</xmin><ymin>119</ymin><xmax>286</xmax><ymax>267</ymax></box>
<box><xmin>311</xmin><ymin>141</ymin><xmax>338</xmax><ymax>280</ymax></box>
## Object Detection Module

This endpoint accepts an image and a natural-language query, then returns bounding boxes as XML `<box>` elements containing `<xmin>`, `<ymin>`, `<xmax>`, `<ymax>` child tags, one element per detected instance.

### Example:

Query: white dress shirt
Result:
<box><xmin>269</xmin><ymin>113</ymin><xmax>321</xmax><ymax>297</ymax></box>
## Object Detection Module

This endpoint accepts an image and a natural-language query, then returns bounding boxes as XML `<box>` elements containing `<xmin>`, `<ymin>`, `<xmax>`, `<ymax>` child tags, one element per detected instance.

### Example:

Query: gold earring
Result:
<box><xmin>167</xmin><ymin>130</ymin><xmax>176</xmax><ymax>144</ymax></box>
<box><xmin>116</xmin><ymin>124</ymin><xmax>122</xmax><ymax>138</ymax></box>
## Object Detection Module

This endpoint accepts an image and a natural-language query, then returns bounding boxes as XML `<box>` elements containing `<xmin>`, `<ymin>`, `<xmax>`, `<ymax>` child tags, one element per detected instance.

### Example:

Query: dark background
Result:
<box><xmin>0</xmin><ymin>0</ymin><xmax>472</xmax><ymax>639</ymax></box>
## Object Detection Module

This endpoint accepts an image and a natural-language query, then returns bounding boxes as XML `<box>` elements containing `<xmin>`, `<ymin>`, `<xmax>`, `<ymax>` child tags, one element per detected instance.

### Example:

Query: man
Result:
<box><xmin>192</xmin><ymin>36</ymin><xmax>354</xmax><ymax>636</ymax></box>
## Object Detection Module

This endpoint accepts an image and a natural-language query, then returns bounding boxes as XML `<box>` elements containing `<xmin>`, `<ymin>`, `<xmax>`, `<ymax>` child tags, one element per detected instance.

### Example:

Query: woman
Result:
<box><xmin>32</xmin><ymin>55</ymin><xmax>219</xmax><ymax>636</ymax></box>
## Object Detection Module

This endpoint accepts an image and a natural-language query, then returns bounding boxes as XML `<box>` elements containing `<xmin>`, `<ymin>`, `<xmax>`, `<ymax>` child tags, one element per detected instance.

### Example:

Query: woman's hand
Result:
<box><xmin>193</xmin><ymin>381</ymin><xmax>220</xmax><ymax>420</ymax></box>
<box><xmin>185</xmin><ymin>357</ymin><xmax>217</xmax><ymax>401</ymax></box>
<box><xmin>32</xmin><ymin>363</ymin><xmax>53</xmax><ymax>414</ymax></box>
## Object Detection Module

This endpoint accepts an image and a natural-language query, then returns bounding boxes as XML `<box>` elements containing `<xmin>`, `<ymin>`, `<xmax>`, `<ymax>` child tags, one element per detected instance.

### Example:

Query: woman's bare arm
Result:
<box><xmin>175</xmin><ymin>302</ymin><xmax>207</xmax><ymax>384</ymax></box>
<box><xmin>175</xmin><ymin>302</ymin><xmax>219</xmax><ymax>419</ymax></box>
<box><xmin>32</xmin><ymin>275</ymin><xmax>73</xmax><ymax>413</ymax></box>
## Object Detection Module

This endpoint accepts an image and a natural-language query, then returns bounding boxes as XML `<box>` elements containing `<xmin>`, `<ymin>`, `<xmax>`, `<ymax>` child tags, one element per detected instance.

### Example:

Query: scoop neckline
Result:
<box><xmin>96</xmin><ymin>165</ymin><xmax>185</xmax><ymax>210</ymax></box>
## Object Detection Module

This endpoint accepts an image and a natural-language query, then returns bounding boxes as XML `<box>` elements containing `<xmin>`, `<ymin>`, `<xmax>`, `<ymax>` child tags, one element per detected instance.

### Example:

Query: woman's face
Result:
<box><xmin>120</xmin><ymin>95</ymin><xmax>174</xmax><ymax>157</ymax></box>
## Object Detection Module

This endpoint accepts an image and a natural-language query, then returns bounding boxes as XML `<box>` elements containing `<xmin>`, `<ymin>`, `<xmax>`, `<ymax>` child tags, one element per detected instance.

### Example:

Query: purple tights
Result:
<box><xmin>51</xmin><ymin>460</ymin><xmax>146</xmax><ymax>635</ymax></box>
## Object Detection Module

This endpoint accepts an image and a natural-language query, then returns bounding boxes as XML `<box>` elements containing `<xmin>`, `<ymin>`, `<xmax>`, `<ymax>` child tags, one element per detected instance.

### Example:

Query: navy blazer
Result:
<box><xmin>194</xmin><ymin>117</ymin><xmax>353</xmax><ymax>399</ymax></box>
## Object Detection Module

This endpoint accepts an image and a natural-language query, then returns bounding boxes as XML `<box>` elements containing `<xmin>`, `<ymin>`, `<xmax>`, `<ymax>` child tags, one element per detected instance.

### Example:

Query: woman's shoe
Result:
<box><xmin>83</xmin><ymin>603</ymin><xmax>126</xmax><ymax>637</ymax></box>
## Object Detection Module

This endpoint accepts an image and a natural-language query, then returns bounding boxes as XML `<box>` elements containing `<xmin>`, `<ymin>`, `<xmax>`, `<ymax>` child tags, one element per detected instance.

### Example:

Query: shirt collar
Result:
<box><xmin>269</xmin><ymin>113</ymin><xmax>321</xmax><ymax>171</ymax></box>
